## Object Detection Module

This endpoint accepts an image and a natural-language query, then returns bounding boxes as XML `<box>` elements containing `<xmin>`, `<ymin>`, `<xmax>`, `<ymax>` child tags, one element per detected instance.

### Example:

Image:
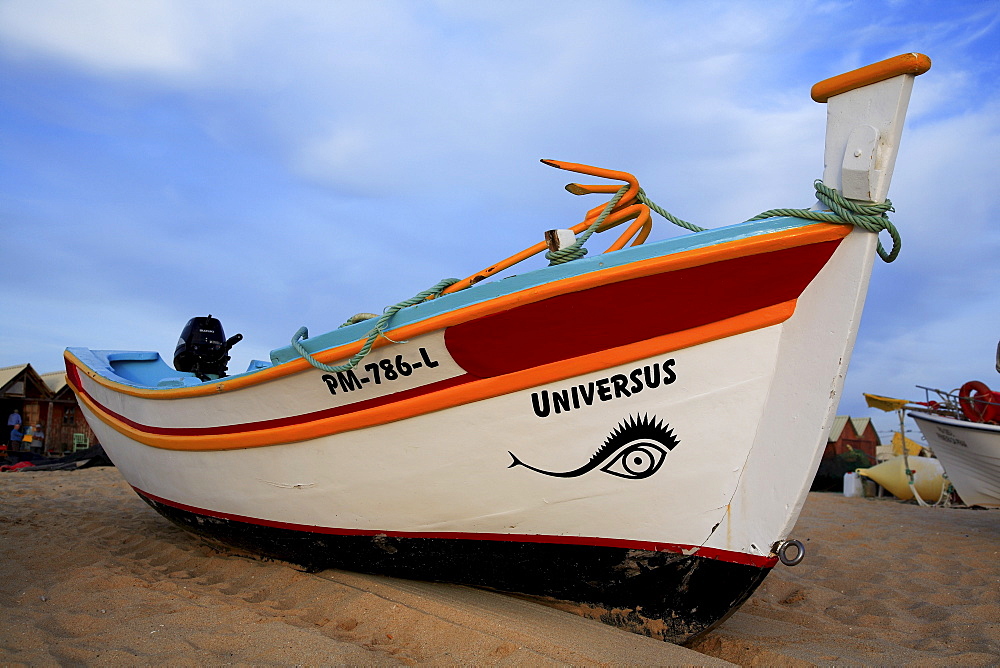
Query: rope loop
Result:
<box><xmin>748</xmin><ymin>180</ymin><xmax>901</xmax><ymax>262</ymax></box>
<box><xmin>546</xmin><ymin>185</ymin><xmax>629</xmax><ymax>265</ymax></box>
<box><xmin>339</xmin><ymin>313</ymin><xmax>379</xmax><ymax>328</ymax></box>
<box><xmin>292</xmin><ymin>278</ymin><xmax>459</xmax><ymax>373</ymax></box>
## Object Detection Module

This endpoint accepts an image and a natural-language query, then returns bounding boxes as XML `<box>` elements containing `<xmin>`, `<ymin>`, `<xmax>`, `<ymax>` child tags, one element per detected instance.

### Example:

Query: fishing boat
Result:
<box><xmin>65</xmin><ymin>53</ymin><xmax>930</xmax><ymax>644</ymax></box>
<box><xmin>909</xmin><ymin>376</ymin><xmax>1000</xmax><ymax>508</ymax></box>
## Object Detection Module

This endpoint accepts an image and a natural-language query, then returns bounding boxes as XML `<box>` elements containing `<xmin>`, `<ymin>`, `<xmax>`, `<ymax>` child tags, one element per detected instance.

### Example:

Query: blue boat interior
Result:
<box><xmin>68</xmin><ymin>215</ymin><xmax>818</xmax><ymax>390</ymax></box>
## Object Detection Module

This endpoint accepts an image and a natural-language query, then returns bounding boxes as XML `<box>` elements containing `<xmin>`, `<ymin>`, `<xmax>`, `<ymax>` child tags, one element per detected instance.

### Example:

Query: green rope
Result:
<box><xmin>339</xmin><ymin>312</ymin><xmax>378</xmax><ymax>328</ymax></box>
<box><xmin>637</xmin><ymin>180</ymin><xmax>899</xmax><ymax>260</ymax></box>
<box><xmin>747</xmin><ymin>180</ymin><xmax>900</xmax><ymax>262</ymax></box>
<box><xmin>547</xmin><ymin>184</ymin><xmax>708</xmax><ymax>266</ymax></box>
<box><xmin>292</xmin><ymin>278</ymin><xmax>459</xmax><ymax>373</ymax></box>
<box><xmin>636</xmin><ymin>188</ymin><xmax>707</xmax><ymax>233</ymax></box>
<box><xmin>546</xmin><ymin>185</ymin><xmax>630</xmax><ymax>265</ymax></box>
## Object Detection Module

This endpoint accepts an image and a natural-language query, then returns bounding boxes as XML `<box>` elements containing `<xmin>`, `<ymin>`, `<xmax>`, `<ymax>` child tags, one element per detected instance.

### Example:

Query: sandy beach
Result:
<box><xmin>1</xmin><ymin>467</ymin><xmax>996</xmax><ymax>666</ymax></box>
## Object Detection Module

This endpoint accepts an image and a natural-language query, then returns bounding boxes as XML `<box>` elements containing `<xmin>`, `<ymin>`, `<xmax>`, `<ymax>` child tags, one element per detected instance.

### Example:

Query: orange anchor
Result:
<box><xmin>441</xmin><ymin>160</ymin><xmax>654</xmax><ymax>295</ymax></box>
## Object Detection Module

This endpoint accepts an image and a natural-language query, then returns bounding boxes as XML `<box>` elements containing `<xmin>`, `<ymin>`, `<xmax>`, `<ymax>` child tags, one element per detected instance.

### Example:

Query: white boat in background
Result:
<box><xmin>910</xmin><ymin>376</ymin><xmax>1000</xmax><ymax>508</ymax></box>
<box><xmin>65</xmin><ymin>54</ymin><xmax>930</xmax><ymax>644</ymax></box>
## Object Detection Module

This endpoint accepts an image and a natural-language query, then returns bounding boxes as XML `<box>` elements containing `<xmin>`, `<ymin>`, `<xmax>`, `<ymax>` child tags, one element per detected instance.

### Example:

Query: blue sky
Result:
<box><xmin>1</xmin><ymin>0</ymin><xmax>998</xmax><ymax>440</ymax></box>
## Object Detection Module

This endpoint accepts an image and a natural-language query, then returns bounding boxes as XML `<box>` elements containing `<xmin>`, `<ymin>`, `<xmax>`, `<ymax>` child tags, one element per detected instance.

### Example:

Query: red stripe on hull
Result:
<box><xmin>445</xmin><ymin>240</ymin><xmax>840</xmax><ymax>377</ymax></box>
<box><xmin>133</xmin><ymin>486</ymin><xmax>778</xmax><ymax>568</ymax></box>
<box><xmin>81</xmin><ymin>374</ymin><xmax>475</xmax><ymax>437</ymax></box>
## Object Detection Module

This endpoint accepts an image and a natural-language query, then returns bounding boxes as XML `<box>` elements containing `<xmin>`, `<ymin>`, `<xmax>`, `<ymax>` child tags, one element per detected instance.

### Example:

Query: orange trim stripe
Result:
<box><xmin>66</xmin><ymin>223</ymin><xmax>850</xmax><ymax>401</ymax></box>
<box><xmin>74</xmin><ymin>300</ymin><xmax>796</xmax><ymax>451</ymax></box>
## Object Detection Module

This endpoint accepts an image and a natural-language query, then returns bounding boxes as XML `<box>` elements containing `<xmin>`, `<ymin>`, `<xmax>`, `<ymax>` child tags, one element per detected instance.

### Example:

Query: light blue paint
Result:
<box><xmin>267</xmin><ymin>216</ymin><xmax>817</xmax><ymax>365</ymax></box>
<box><xmin>68</xmin><ymin>215</ymin><xmax>820</xmax><ymax>390</ymax></box>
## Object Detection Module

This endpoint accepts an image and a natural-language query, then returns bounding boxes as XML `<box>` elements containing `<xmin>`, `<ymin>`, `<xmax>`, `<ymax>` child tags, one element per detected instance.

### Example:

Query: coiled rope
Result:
<box><xmin>747</xmin><ymin>180</ymin><xmax>900</xmax><ymax>262</ymax></box>
<box><xmin>292</xmin><ymin>278</ymin><xmax>458</xmax><ymax>373</ymax></box>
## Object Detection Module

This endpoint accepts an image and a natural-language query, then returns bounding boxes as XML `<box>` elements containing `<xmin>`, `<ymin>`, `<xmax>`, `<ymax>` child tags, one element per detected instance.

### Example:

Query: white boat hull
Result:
<box><xmin>911</xmin><ymin>412</ymin><xmax>1000</xmax><ymax>507</ymax></box>
<box><xmin>67</xmin><ymin>221</ymin><xmax>877</xmax><ymax>642</ymax></box>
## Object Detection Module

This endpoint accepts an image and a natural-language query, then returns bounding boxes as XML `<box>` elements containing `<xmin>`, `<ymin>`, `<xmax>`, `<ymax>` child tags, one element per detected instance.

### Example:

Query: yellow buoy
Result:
<box><xmin>857</xmin><ymin>455</ymin><xmax>944</xmax><ymax>502</ymax></box>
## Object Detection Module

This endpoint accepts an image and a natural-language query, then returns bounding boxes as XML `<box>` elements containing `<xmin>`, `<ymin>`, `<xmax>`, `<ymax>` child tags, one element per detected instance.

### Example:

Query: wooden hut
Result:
<box><xmin>1</xmin><ymin>363</ymin><xmax>96</xmax><ymax>455</ymax></box>
<box><xmin>823</xmin><ymin>415</ymin><xmax>880</xmax><ymax>463</ymax></box>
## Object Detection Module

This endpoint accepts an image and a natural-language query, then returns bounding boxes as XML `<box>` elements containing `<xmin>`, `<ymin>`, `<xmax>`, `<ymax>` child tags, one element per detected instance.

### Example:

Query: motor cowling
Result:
<box><xmin>174</xmin><ymin>315</ymin><xmax>243</xmax><ymax>380</ymax></box>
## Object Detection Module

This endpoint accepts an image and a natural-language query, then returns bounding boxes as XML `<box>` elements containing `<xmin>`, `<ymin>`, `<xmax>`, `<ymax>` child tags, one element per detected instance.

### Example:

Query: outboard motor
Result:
<box><xmin>174</xmin><ymin>315</ymin><xmax>243</xmax><ymax>380</ymax></box>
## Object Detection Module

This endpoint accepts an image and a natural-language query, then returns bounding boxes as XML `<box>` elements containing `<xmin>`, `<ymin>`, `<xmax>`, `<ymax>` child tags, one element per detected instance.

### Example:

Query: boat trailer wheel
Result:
<box><xmin>774</xmin><ymin>539</ymin><xmax>805</xmax><ymax>566</ymax></box>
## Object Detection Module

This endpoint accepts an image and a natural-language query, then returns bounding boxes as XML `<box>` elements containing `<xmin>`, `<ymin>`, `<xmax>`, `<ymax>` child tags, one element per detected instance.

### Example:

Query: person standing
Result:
<box><xmin>9</xmin><ymin>424</ymin><xmax>23</xmax><ymax>452</ymax></box>
<box><xmin>30</xmin><ymin>424</ymin><xmax>45</xmax><ymax>454</ymax></box>
<box><xmin>7</xmin><ymin>409</ymin><xmax>21</xmax><ymax>430</ymax></box>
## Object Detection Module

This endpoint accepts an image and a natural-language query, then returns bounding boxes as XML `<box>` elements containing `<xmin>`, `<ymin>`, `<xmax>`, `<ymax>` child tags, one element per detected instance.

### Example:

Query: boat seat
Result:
<box><xmin>156</xmin><ymin>376</ymin><xmax>207</xmax><ymax>388</ymax></box>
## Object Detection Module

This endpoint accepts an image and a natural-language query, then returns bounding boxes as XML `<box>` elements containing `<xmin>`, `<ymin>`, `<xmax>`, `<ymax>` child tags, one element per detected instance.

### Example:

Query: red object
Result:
<box><xmin>0</xmin><ymin>461</ymin><xmax>35</xmax><ymax>472</ymax></box>
<box><xmin>446</xmin><ymin>241</ymin><xmax>840</xmax><ymax>378</ymax></box>
<box><xmin>959</xmin><ymin>380</ymin><xmax>1000</xmax><ymax>423</ymax></box>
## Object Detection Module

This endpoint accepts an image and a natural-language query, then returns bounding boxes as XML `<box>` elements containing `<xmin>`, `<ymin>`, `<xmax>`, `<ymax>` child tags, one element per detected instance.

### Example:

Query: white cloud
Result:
<box><xmin>0</xmin><ymin>0</ymin><xmax>204</xmax><ymax>77</ymax></box>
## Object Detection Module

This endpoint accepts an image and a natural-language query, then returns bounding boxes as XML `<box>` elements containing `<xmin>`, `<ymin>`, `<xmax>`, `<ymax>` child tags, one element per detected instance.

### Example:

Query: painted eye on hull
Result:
<box><xmin>600</xmin><ymin>440</ymin><xmax>668</xmax><ymax>479</ymax></box>
<box><xmin>507</xmin><ymin>413</ymin><xmax>680</xmax><ymax>479</ymax></box>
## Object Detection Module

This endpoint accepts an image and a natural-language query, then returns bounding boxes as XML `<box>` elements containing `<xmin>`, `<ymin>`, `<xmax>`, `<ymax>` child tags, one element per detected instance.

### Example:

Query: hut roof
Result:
<box><xmin>828</xmin><ymin>415</ymin><xmax>850</xmax><ymax>442</ymax></box>
<box><xmin>0</xmin><ymin>363</ymin><xmax>57</xmax><ymax>399</ymax></box>
<box><xmin>850</xmin><ymin>417</ymin><xmax>873</xmax><ymax>438</ymax></box>
<box><xmin>40</xmin><ymin>371</ymin><xmax>68</xmax><ymax>394</ymax></box>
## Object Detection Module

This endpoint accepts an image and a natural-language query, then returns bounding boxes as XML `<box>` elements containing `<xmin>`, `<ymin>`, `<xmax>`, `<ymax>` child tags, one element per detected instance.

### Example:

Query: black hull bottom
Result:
<box><xmin>141</xmin><ymin>495</ymin><xmax>771</xmax><ymax>644</ymax></box>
